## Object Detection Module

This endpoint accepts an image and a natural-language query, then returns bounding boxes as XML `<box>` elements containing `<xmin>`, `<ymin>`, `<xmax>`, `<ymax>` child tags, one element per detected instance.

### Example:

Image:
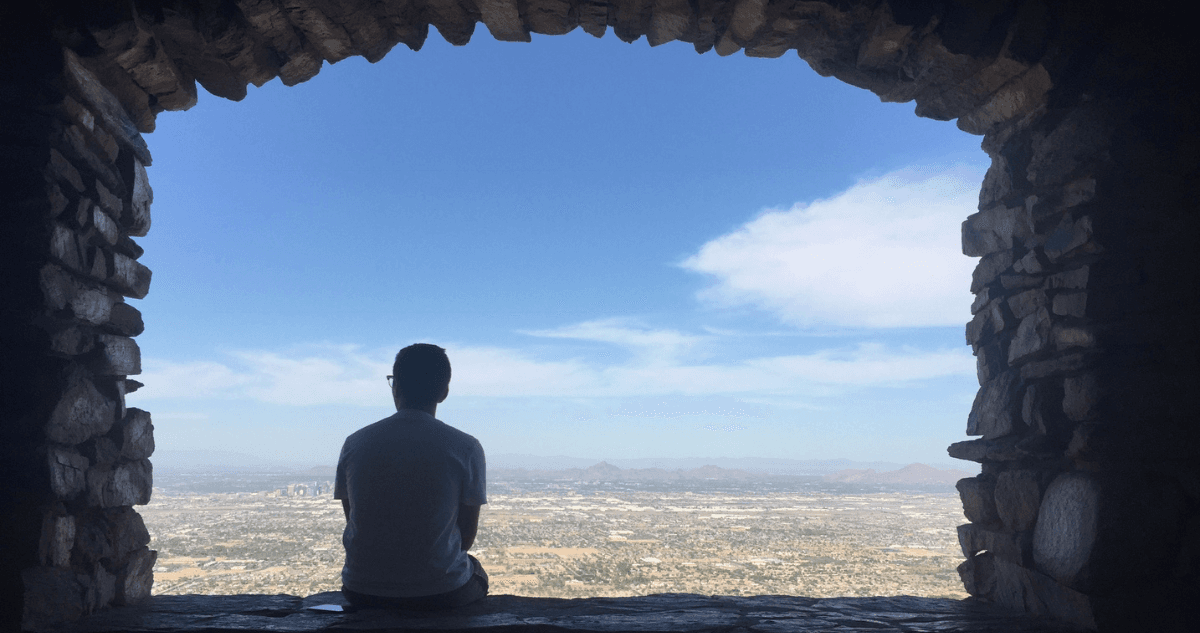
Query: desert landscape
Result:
<box><xmin>143</xmin><ymin>469</ymin><xmax>969</xmax><ymax>599</ymax></box>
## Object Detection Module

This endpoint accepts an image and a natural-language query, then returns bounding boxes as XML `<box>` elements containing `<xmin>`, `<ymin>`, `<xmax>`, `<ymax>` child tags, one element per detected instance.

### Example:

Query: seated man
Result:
<box><xmin>335</xmin><ymin>343</ymin><xmax>488</xmax><ymax>609</ymax></box>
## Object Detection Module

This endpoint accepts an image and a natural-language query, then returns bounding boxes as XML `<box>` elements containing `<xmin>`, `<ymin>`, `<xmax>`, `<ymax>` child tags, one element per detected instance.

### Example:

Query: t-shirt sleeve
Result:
<box><xmin>461</xmin><ymin>440</ymin><xmax>487</xmax><ymax>506</ymax></box>
<box><xmin>333</xmin><ymin>440</ymin><xmax>350</xmax><ymax>500</ymax></box>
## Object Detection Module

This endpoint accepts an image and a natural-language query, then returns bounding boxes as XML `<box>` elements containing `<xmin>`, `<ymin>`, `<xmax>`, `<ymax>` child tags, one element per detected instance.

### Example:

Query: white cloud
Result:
<box><xmin>680</xmin><ymin>165</ymin><xmax>983</xmax><ymax>328</ymax></box>
<box><xmin>150</xmin><ymin>411</ymin><xmax>210</xmax><ymax>421</ymax></box>
<box><xmin>233</xmin><ymin>347</ymin><xmax>388</xmax><ymax>406</ymax></box>
<box><xmin>746</xmin><ymin>343</ymin><xmax>974</xmax><ymax>387</ymax></box>
<box><xmin>444</xmin><ymin>346</ymin><xmax>595</xmax><ymax>397</ymax></box>
<box><xmin>130</xmin><ymin>336</ymin><xmax>973</xmax><ymax>406</ymax></box>
<box><xmin>134</xmin><ymin>344</ymin><xmax>391</xmax><ymax>406</ymax></box>
<box><xmin>132</xmin><ymin>359</ymin><xmax>255</xmax><ymax>399</ymax></box>
<box><xmin>610</xmin><ymin>396</ymin><xmax>768</xmax><ymax>419</ymax></box>
<box><xmin>523</xmin><ymin>318</ymin><xmax>705</xmax><ymax>362</ymax></box>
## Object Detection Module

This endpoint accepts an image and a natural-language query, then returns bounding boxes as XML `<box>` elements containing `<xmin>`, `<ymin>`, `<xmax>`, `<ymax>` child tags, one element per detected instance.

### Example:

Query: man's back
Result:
<box><xmin>336</xmin><ymin>410</ymin><xmax>487</xmax><ymax>598</ymax></box>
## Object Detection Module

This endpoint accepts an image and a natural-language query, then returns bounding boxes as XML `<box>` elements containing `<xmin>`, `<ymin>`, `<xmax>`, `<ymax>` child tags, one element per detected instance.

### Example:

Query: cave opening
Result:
<box><xmin>133</xmin><ymin>27</ymin><xmax>985</xmax><ymax>600</ymax></box>
<box><xmin>5</xmin><ymin>2</ymin><xmax>1198</xmax><ymax>632</ymax></box>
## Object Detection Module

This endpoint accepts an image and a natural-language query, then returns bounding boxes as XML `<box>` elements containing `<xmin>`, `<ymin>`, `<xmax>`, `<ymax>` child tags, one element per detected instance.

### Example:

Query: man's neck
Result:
<box><xmin>397</xmin><ymin>403</ymin><xmax>437</xmax><ymax>417</ymax></box>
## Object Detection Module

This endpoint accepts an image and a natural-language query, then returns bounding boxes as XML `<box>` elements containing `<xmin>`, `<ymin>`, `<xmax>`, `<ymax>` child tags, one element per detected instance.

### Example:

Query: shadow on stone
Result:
<box><xmin>49</xmin><ymin>592</ymin><xmax>1088</xmax><ymax>632</ymax></box>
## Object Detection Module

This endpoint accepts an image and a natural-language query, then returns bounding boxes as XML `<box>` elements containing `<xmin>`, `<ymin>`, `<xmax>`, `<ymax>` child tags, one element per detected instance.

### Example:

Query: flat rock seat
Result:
<box><xmin>53</xmin><ymin>592</ymin><xmax>1086</xmax><ymax>632</ymax></box>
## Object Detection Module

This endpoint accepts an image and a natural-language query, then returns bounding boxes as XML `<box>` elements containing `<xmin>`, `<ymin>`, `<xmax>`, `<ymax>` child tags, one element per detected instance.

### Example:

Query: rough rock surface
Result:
<box><xmin>55</xmin><ymin>592</ymin><xmax>1086</xmax><ymax>632</ymax></box>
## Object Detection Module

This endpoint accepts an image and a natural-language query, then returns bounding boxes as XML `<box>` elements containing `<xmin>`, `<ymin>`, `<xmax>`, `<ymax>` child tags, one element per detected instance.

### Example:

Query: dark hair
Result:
<box><xmin>392</xmin><ymin>344</ymin><xmax>451</xmax><ymax>406</ymax></box>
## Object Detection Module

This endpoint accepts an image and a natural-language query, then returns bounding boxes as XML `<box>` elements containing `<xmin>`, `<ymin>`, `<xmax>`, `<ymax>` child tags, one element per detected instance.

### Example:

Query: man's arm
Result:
<box><xmin>342</xmin><ymin>498</ymin><xmax>350</xmax><ymax>520</ymax></box>
<box><xmin>457</xmin><ymin>503</ymin><xmax>480</xmax><ymax>551</ymax></box>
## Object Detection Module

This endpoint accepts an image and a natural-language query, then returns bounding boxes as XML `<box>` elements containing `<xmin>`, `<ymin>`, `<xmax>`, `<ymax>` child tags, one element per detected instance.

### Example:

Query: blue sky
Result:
<box><xmin>127</xmin><ymin>29</ymin><xmax>987</xmax><ymax>468</ymax></box>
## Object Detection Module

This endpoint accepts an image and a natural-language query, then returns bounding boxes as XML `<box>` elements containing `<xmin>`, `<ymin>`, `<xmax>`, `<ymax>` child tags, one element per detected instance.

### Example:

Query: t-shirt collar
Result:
<box><xmin>393</xmin><ymin>409</ymin><xmax>437</xmax><ymax>423</ymax></box>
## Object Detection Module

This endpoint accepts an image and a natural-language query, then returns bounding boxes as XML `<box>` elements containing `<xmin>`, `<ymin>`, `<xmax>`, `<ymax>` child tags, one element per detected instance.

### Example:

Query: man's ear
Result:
<box><xmin>437</xmin><ymin>384</ymin><xmax>449</xmax><ymax>403</ymax></box>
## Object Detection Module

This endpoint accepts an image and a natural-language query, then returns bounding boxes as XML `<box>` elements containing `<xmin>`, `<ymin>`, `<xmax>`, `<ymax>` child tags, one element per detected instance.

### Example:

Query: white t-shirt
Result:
<box><xmin>335</xmin><ymin>410</ymin><xmax>486</xmax><ymax>597</ymax></box>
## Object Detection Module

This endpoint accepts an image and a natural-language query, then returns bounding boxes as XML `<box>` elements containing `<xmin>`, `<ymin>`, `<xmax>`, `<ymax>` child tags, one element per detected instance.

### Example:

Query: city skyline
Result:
<box><xmin>127</xmin><ymin>28</ymin><xmax>988</xmax><ymax>467</ymax></box>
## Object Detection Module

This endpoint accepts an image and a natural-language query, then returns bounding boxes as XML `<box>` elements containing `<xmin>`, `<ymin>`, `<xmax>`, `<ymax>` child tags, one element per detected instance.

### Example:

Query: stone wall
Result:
<box><xmin>950</xmin><ymin>100</ymin><xmax>1195</xmax><ymax>628</ymax></box>
<box><xmin>2</xmin><ymin>37</ymin><xmax>157</xmax><ymax>630</ymax></box>
<box><xmin>951</xmin><ymin>52</ymin><xmax>1200</xmax><ymax>631</ymax></box>
<box><xmin>3</xmin><ymin>1</ymin><xmax>1198</xmax><ymax>631</ymax></box>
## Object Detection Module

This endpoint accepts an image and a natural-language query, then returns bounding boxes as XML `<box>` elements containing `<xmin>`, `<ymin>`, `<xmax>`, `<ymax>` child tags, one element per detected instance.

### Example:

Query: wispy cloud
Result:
<box><xmin>233</xmin><ymin>346</ymin><xmax>387</xmax><ymax>405</ymax></box>
<box><xmin>133</xmin><ymin>360</ymin><xmax>257</xmax><ymax>399</ymax></box>
<box><xmin>680</xmin><ymin>165</ymin><xmax>982</xmax><ymax>328</ymax></box>
<box><xmin>523</xmin><ymin>318</ymin><xmax>706</xmax><ymax>362</ymax></box>
<box><xmin>131</xmin><ymin>335</ymin><xmax>973</xmax><ymax>406</ymax></box>
<box><xmin>610</xmin><ymin>396</ymin><xmax>768</xmax><ymax>419</ymax></box>
<box><xmin>443</xmin><ymin>346</ymin><xmax>595</xmax><ymax>397</ymax></box>
<box><xmin>136</xmin><ymin>344</ymin><xmax>390</xmax><ymax>406</ymax></box>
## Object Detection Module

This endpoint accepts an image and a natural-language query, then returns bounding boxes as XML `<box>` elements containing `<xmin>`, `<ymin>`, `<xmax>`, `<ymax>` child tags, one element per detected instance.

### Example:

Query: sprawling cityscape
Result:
<box><xmin>143</xmin><ymin>468</ymin><xmax>969</xmax><ymax>599</ymax></box>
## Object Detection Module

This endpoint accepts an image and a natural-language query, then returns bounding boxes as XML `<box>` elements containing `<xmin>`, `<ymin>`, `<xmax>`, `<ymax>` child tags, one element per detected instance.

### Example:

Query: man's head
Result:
<box><xmin>392</xmin><ymin>343</ymin><xmax>451</xmax><ymax>409</ymax></box>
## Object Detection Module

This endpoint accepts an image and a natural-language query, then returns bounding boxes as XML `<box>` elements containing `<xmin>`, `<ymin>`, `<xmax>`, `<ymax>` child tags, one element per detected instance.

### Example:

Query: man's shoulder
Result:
<box><xmin>430</xmin><ymin>417</ymin><xmax>484</xmax><ymax>452</ymax></box>
<box><xmin>340</xmin><ymin>412</ymin><xmax>482</xmax><ymax>460</ymax></box>
<box><xmin>342</xmin><ymin>413</ymin><xmax>402</xmax><ymax>446</ymax></box>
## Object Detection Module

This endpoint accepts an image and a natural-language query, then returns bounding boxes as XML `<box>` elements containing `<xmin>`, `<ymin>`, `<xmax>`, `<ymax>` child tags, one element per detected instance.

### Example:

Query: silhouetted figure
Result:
<box><xmin>335</xmin><ymin>344</ymin><xmax>488</xmax><ymax>609</ymax></box>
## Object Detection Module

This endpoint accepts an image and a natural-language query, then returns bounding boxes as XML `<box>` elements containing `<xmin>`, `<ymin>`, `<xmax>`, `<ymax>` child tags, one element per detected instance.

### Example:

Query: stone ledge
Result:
<box><xmin>51</xmin><ymin>592</ymin><xmax>1086</xmax><ymax>632</ymax></box>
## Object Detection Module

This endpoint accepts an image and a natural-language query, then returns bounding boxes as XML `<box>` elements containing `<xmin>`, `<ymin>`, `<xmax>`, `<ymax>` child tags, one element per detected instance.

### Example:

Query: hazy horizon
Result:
<box><xmin>127</xmin><ymin>29</ymin><xmax>986</xmax><ymax>468</ymax></box>
<box><xmin>150</xmin><ymin>448</ymin><xmax>975</xmax><ymax>475</ymax></box>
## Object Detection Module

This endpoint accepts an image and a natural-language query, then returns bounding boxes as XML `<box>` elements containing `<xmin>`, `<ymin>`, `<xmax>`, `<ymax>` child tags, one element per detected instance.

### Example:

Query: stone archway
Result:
<box><xmin>3</xmin><ymin>1</ymin><xmax>1196</xmax><ymax>631</ymax></box>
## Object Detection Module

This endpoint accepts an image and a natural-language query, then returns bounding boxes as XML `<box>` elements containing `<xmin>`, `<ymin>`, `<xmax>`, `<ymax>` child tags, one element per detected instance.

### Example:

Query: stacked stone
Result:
<box><xmin>38</xmin><ymin>0</ymin><xmax>1052</xmax><ymax>137</ymax></box>
<box><xmin>952</xmin><ymin>102</ymin><xmax>1107</xmax><ymax>628</ymax></box>
<box><xmin>951</xmin><ymin>88</ymin><xmax>1199</xmax><ymax>628</ymax></box>
<box><xmin>1</xmin><ymin>42</ymin><xmax>157</xmax><ymax>629</ymax></box>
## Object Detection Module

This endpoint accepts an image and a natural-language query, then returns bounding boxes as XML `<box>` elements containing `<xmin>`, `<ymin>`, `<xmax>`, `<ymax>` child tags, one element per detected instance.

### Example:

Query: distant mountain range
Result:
<box><xmin>152</xmin><ymin>450</ymin><xmax>978</xmax><ymax>479</ymax></box>
<box><xmin>153</xmin><ymin>450</ymin><xmax>280</xmax><ymax>471</ymax></box>
<box><xmin>822</xmin><ymin>463</ymin><xmax>973</xmax><ymax>485</ymax></box>
<box><xmin>490</xmin><ymin>460</ymin><xmax>971</xmax><ymax>484</ymax></box>
<box><xmin>489</xmin><ymin>454</ymin><xmax>973</xmax><ymax>475</ymax></box>
<box><xmin>492</xmin><ymin>461</ymin><xmax>761</xmax><ymax>482</ymax></box>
